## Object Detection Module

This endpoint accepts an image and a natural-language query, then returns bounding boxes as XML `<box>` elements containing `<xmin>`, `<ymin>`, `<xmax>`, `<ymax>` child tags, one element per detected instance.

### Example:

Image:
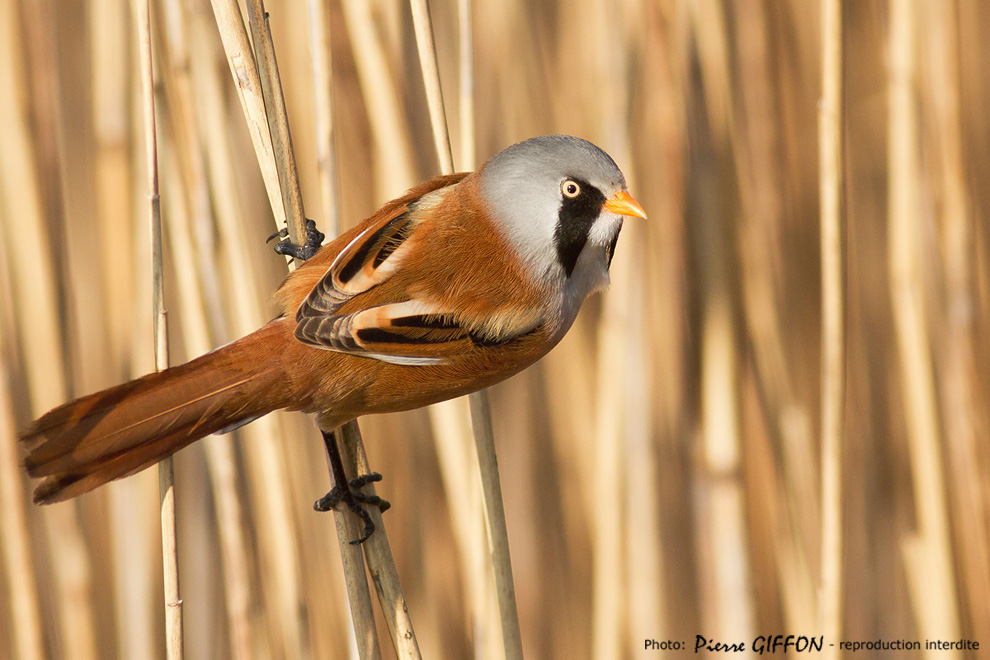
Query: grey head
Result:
<box><xmin>478</xmin><ymin>135</ymin><xmax>642</xmax><ymax>318</ymax></box>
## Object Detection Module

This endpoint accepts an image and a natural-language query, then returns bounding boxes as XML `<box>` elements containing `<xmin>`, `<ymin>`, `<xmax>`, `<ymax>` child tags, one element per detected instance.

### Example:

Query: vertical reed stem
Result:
<box><xmin>244</xmin><ymin>0</ymin><xmax>307</xmax><ymax>243</ymax></box>
<box><xmin>409</xmin><ymin>0</ymin><xmax>454</xmax><ymax>174</ymax></box>
<box><xmin>818</xmin><ymin>0</ymin><xmax>844</xmax><ymax>653</ymax></box>
<box><xmin>339</xmin><ymin>421</ymin><xmax>422</xmax><ymax>660</ymax></box>
<box><xmin>135</xmin><ymin>0</ymin><xmax>182</xmax><ymax>656</ymax></box>
<box><xmin>887</xmin><ymin>0</ymin><xmax>961</xmax><ymax>647</ymax></box>
<box><xmin>468</xmin><ymin>394</ymin><xmax>523</xmax><ymax>660</ymax></box>
<box><xmin>323</xmin><ymin>428</ymin><xmax>383</xmax><ymax>660</ymax></box>
<box><xmin>309</xmin><ymin>0</ymin><xmax>341</xmax><ymax>238</ymax></box>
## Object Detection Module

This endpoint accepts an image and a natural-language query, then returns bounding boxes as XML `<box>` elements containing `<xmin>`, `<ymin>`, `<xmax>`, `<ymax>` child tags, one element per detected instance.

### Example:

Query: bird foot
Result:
<box><xmin>314</xmin><ymin>472</ymin><xmax>391</xmax><ymax>545</ymax></box>
<box><xmin>268</xmin><ymin>218</ymin><xmax>325</xmax><ymax>262</ymax></box>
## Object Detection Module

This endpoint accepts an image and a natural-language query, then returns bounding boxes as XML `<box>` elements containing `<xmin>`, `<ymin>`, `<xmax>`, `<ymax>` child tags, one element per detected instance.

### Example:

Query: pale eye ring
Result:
<box><xmin>561</xmin><ymin>179</ymin><xmax>581</xmax><ymax>198</ymax></box>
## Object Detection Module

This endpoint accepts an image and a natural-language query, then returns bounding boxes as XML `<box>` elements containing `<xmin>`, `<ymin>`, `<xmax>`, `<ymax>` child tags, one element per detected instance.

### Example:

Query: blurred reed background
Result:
<box><xmin>1</xmin><ymin>0</ymin><xmax>989</xmax><ymax>658</ymax></box>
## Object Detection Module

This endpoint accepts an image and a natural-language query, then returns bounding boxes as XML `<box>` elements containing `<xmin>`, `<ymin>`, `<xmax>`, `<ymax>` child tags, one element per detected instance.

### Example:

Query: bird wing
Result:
<box><xmin>293</xmin><ymin>182</ymin><xmax>545</xmax><ymax>366</ymax></box>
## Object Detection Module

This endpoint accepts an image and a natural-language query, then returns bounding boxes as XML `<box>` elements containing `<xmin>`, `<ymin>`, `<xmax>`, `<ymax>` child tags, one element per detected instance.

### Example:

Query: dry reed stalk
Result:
<box><xmin>0</xmin><ymin>356</ymin><xmax>45</xmax><ymax>660</ymax></box>
<box><xmin>19</xmin><ymin>0</ymin><xmax>74</xmax><ymax>390</ymax></box>
<box><xmin>107</xmin><ymin>90</ymin><xmax>161</xmax><ymax>660</ymax></box>
<box><xmin>614</xmin><ymin>227</ymin><xmax>661</xmax><ymax>654</ymax></box>
<box><xmin>698</xmin><ymin>293</ymin><xmax>753</xmax><ymax>642</ymax></box>
<box><xmin>409</xmin><ymin>0</ymin><xmax>454</xmax><ymax>173</ymax></box>
<box><xmin>456</xmin><ymin>0</ymin><xmax>474</xmax><ymax>174</ymax></box>
<box><xmin>687</xmin><ymin>0</ymin><xmax>754</xmax><ymax>643</ymax></box>
<box><xmin>339</xmin><ymin>0</ymin><xmax>418</xmax><ymax>196</ymax></box>
<box><xmin>468</xmin><ymin>394</ymin><xmax>523</xmax><ymax>660</ymax></box>
<box><xmin>14</xmin><ymin>0</ymin><xmax>990</xmax><ymax>654</ymax></box>
<box><xmin>208</xmin><ymin>0</ymin><xmax>287</xmax><ymax>226</ymax></box>
<box><xmin>158</xmin><ymin>461</ymin><xmax>182</xmax><ymax>660</ymax></box>
<box><xmin>636</xmin><ymin>0</ymin><xmax>689</xmax><ymax>639</ymax></box>
<box><xmin>728</xmin><ymin>1</ymin><xmax>818</xmax><ymax>630</ymax></box>
<box><xmin>308</xmin><ymin>0</ymin><xmax>341</xmax><ymax>238</ymax></box>
<box><xmin>410</xmin><ymin>3</ymin><xmax>523</xmax><ymax>658</ymax></box>
<box><xmin>589</xmin><ymin>266</ymin><xmax>627</xmax><ymax>660</ymax></box>
<box><xmin>920</xmin><ymin>0</ymin><xmax>990</xmax><ymax>640</ymax></box>
<box><xmin>818</xmin><ymin>0</ymin><xmax>844</xmax><ymax>654</ymax></box>
<box><xmin>150</xmin><ymin>44</ymin><xmax>229</xmax><ymax>660</ymax></box>
<box><xmin>339</xmin><ymin>421</ymin><xmax>423</xmax><ymax>660</ymax></box>
<box><xmin>245</xmin><ymin>0</ymin><xmax>306</xmax><ymax>242</ymax></box>
<box><xmin>427</xmin><ymin>399</ymin><xmax>499</xmax><ymax>659</ymax></box>
<box><xmin>134</xmin><ymin>0</ymin><xmax>183</xmax><ymax>656</ymax></box>
<box><xmin>0</xmin><ymin>3</ymin><xmax>99</xmax><ymax>658</ymax></box>
<box><xmin>323</xmin><ymin>430</ymin><xmax>383</xmax><ymax>660</ymax></box>
<box><xmin>91</xmin><ymin>0</ymin><xmax>135</xmax><ymax>381</ymax></box>
<box><xmin>94</xmin><ymin>3</ymin><xmax>160</xmax><ymax>649</ymax></box>
<box><xmin>886</xmin><ymin>0</ymin><xmax>961</xmax><ymax>650</ymax></box>
<box><xmin>0</xmin><ymin>0</ymin><xmax>67</xmax><ymax>464</ymax></box>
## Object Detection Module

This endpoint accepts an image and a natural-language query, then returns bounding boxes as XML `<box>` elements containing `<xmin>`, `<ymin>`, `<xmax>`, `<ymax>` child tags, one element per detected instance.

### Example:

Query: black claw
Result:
<box><xmin>350</xmin><ymin>504</ymin><xmax>376</xmax><ymax>545</ymax></box>
<box><xmin>349</xmin><ymin>472</ymin><xmax>383</xmax><ymax>489</ymax></box>
<box><xmin>313</xmin><ymin>486</ymin><xmax>342</xmax><ymax>512</ymax></box>
<box><xmin>352</xmin><ymin>491</ymin><xmax>391</xmax><ymax>512</ymax></box>
<box><xmin>313</xmin><ymin>481</ymin><xmax>390</xmax><ymax>545</ymax></box>
<box><xmin>270</xmin><ymin>219</ymin><xmax>325</xmax><ymax>262</ymax></box>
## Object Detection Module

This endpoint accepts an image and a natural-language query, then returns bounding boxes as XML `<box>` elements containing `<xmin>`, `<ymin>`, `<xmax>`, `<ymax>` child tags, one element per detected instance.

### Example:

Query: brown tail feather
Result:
<box><xmin>21</xmin><ymin>320</ymin><xmax>293</xmax><ymax>503</ymax></box>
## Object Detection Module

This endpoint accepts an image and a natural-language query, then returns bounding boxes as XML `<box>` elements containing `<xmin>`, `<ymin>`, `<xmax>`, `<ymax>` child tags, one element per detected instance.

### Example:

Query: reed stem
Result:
<box><xmin>818</xmin><ymin>0</ymin><xmax>843</xmax><ymax>653</ymax></box>
<box><xmin>134</xmin><ymin>0</ymin><xmax>182</xmax><ymax>656</ymax></box>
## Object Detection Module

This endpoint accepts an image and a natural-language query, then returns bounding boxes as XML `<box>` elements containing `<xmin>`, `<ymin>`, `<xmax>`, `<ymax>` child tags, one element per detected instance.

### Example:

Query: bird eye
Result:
<box><xmin>561</xmin><ymin>180</ymin><xmax>581</xmax><ymax>198</ymax></box>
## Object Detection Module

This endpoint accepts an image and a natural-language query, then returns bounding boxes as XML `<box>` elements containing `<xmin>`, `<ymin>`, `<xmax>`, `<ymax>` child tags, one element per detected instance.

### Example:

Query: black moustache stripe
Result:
<box><xmin>554</xmin><ymin>178</ymin><xmax>606</xmax><ymax>277</ymax></box>
<box><xmin>605</xmin><ymin>232</ymin><xmax>620</xmax><ymax>269</ymax></box>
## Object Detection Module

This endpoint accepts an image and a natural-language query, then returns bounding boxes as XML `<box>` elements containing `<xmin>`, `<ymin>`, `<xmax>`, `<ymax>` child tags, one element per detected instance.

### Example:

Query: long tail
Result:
<box><xmin>20</xmin><ymin>320</ymin><xmax>293</xmax><ymax>503</ymax></box>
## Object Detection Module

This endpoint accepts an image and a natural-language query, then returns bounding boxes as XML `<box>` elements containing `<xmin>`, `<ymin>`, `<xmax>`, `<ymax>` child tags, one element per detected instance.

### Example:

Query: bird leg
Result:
<box><xmin>270</xmin><ymin>224</ymin><xmax>389</xmax><ymax>543</ymax></box>
<box><xmin>314</xmin><ymin>428</ymin><xmax>391</xmax><ymax>545</ymax></box>
<box><xmin>267</xmin><ymin>218</ymin><xmax>325</xmax><ymax>262</ymax></box>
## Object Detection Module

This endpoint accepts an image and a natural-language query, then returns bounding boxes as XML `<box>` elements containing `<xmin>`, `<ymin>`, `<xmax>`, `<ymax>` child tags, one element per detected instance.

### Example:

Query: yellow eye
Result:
<box><xmin>561</xmin><ymin>180</ymin><xmax>581</xmax><ymax>198</ymax></box>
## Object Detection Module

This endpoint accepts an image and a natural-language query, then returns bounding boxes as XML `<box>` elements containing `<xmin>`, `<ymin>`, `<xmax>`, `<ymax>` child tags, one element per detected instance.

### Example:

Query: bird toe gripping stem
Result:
<box><xmin>268</xmin><ymin>218</ymin><xmax>325</xmax><ymax>262</ymax></box>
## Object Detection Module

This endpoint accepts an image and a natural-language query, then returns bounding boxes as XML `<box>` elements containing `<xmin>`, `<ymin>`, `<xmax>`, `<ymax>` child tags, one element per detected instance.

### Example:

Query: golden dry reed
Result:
<box><xmin>1</xmin><ymin>1</ymin><xmax>989</xmax><ymax>659</ymax></box>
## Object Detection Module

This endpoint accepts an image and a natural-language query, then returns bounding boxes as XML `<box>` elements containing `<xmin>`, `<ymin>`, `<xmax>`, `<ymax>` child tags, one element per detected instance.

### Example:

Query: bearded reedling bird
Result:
<box><xmin>20</xmin><ymin>135</ymin><xmax>646</xmax><ymax>538</ymax></box>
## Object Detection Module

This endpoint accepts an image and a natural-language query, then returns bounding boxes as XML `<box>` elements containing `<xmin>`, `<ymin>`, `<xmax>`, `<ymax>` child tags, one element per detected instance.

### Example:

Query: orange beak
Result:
<box><xmin>603</xmin><ymin>190</ymin><xmax>647</xmax><ymax>219</ymax></box>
